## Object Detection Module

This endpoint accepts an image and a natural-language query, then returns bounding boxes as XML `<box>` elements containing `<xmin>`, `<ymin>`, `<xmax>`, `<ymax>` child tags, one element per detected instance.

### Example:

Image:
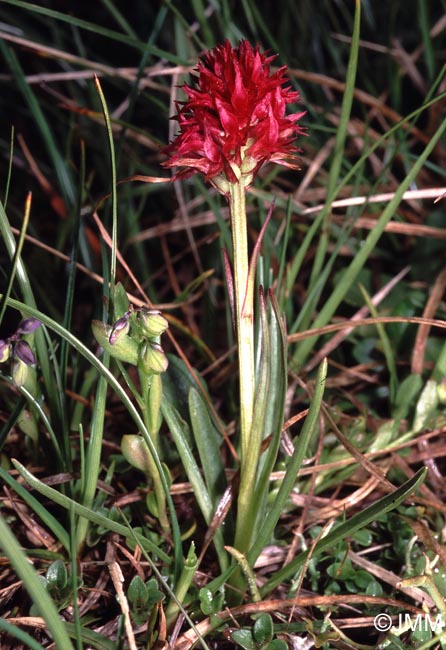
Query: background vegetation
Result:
<box><xmin>0</xmin><ymin>1</ymin><xmax>445</xmax><ymax>648</ymax></box>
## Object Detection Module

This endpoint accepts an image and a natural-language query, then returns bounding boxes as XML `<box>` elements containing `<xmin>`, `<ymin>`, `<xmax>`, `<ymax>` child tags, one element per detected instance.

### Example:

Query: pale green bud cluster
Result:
<box><xmin>92</xmin><ymin>306</ymin><xmax>169</xmax><ymax>376</ymax></box>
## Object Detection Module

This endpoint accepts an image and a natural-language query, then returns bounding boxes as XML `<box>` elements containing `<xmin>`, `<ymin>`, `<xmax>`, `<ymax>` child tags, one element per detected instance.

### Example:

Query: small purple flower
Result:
<box><xmin>16</xmin><ymin>318</ymin><xmax>41</xmax><ymax>335</ymax></box>
<box><xmin>14</xmin><ymin>340</ymin><xmax>36</xmax><ymax>366</ymax></box>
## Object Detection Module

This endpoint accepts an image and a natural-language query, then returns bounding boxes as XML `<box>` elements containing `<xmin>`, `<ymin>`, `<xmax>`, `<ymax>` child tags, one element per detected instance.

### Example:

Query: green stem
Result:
<box><xmin>233</xmin><ymin>290</ymin><xmax>270</xmax><ymax>554</ymax></box>
<box><xmin>225</xmin><ymin>546</ymin><xmax>261</xmax><ymax>602</ymax></box>
<box><xmin>139</xmin><ymin>370</ymin><xmax>169</xmax><ymax>534</ymax></box>
<box><xmin>165</xmin><ymin>542</ymin><xmax>198</xmax><ymax>627</ymax></box>
<box><xmin>228</xmin><ymin>182</ymin><xmax>255</xmax><ymax>466</ymax></box>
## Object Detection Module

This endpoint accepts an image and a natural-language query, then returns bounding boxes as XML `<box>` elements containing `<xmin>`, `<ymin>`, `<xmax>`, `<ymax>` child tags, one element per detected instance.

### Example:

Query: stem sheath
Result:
<box><xmin>228</xmin><ymin>182</ymin><xmax>255</xmax><ymax>467</ymax></box>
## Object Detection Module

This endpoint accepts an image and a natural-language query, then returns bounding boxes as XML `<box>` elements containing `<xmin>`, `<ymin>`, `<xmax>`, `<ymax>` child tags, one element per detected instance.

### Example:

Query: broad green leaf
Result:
<box><xmin>231</xmin><ymin>629</ymin><xmax>256</xmax><ymax>650</ymax></box>
<box><xmin>189</xmin><ymin>386</ymin><xmax>226</xmax><ymax>505</ymax></box>
<box><xmin>253</xmin><ymin>613</ymin><xmax>273</xmax><ymax>644</ymax></box>
<box><xmin>46</xmin><ymin>560</ymin><xmax>68</xmax><ymax>591</ymax></box>
<box><xmin>413</xmin><ymin>379</ymin><xmax>439</xmax><ymax>431</ymax></box>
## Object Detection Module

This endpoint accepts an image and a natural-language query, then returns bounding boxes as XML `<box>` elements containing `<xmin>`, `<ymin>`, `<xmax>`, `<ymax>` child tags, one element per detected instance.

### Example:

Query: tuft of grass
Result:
<box><xmin>0</xmin><ymin>1</ymin><xmax>445</xmax><ymax>649</ymax></box>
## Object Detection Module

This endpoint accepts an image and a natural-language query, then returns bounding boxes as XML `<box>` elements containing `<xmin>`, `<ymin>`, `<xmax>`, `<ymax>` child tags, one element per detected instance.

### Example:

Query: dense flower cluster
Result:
<box><xmin>162</xmin><ymin>40</ymin><xmax>306</xmax><ymax>193</ymax></box>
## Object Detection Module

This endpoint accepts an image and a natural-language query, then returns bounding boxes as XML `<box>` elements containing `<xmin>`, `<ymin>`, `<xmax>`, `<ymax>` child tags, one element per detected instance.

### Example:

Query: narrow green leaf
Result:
<box><xmin>260</xmin><ymin>466</ymin><xmax>427</xmax><ymax>595</ymax></box>
<box><xmin>1</xmin><ymin>0</ymin><xmax>187</xmax><ymax>64</ymax></box>
<box><xmin>76</xmin><ymin>371</ymin><xmax>107</xmax><ymax>552</ymax></box>
<box><xmin>0</xmin><ymin>618</ymin><xmax>46</xmax><ymax>650</ymax></box>
<box><xmin>0</xmin><ymin>192</ymin><xmax>30</xmax><ymax>325</ymax></box>
<box><xmin>394</xmin><ymin>374</ymin><xmax>423</xmax><ymax>422</ymax></box>
<box><xmin>161</xmin><ymin>399</ymin><xmax>228</xmax><ymax>572</ymax></box>
<box><xmin>0</xmin><ymin>514</ymin><xmax>73</xmax><ymax>650</ymax></box>
<box><xmin>63</xmin><ymin>622</ymin><xmax>116</xmax><ymax>650</ymax></box>
<box><xmin>0</xmin><ymin>42</ymin><xmax>75</xmax><ymax>208</ymax></box>
<box><xmin>254</xmin><ymin>294</ymin><xmax>288</xmax><ymax>505</ymax></box>
<box><xmin>413</xmin><ymin>379</ymin><xmax>439</xmax><ymax>432</ymax></box>
<box><xmin>0</xmin><ymin>466</ymin><xmax>70</xmax><ymax>550</ymax></box>
<box><xmin>98</xmin><ymin>0</ymin><xmax>137</xmax><ymax>38</ymax></box>
<box><xmin>165</xmin><ymin>542</ymin><xmax>198</xmax><ymax>625</ymax></box>
<box><xmin>77</xmin><ymin>74</ymin><xmax>116</xmax><ymax>548</ymax></box>
<box><xmin>94</xmin><ymin>75</ymin><xmax>117</xmax><ymax>285</ymax></box>
<box><xmin>359</xmin><ymin>284</ymin><xmax>398</xmax><ymax>404</ymax></box>
<box><xmin>11</xmin><ymin>459</ymin><xmax>171</xmax><ymax>564</ymax></box>
<box><xmin>248</xmin><ymin>358</ymin><xmax>327</xmax><ymax>566</ymax></box>
<box><xmin>234</xmin><ymin>288</ymin><xmax>271</xmax><ymax>553</ymax></box>
<box><xmin>190</xmin><ymin>0</ymin><xmax>214</xmax><ymax>46</ymax></box>
<box><xmin>293</xmin><ymin>112</ymin><xmax>446</xmax><ymax>368</ymax></box>
<box><xmin>308</xmin><ymin>0</ymin><xmax>361</xmax><ymax>291</ymax></box>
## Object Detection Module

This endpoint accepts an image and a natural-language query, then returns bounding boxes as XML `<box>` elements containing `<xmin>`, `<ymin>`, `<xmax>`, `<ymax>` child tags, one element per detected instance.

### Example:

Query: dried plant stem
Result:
<box><xmin>228</xmin><ymin>182</ymin><xmax>255</xmax><ymax>468</ymax></box>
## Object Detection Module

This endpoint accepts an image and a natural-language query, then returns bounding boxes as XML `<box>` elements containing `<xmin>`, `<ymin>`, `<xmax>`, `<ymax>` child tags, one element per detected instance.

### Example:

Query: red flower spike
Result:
<box><xmin>162</xmin><ymin>40</ymin><xmax>306</xmax><ymax>194</ymax></box>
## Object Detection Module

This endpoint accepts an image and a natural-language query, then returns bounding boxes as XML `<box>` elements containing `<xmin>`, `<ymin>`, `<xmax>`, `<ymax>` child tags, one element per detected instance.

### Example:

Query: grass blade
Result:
<box><xmin>4</xmin><ymin>296</ymin><xmax>183</xmax><ymax>575</ymax></box>
<box><xmin>293</xmin><ymin>113</ymin><xmax>446</xmax><ymax>369</ymax></box>
<box><xmin>248</xmin><ymin>357</ymin><xmax>327</xmax><ymax>566</ymax></box>
<box><xmin>1</xmin><ymin>0</ymin><xmax>187</xmax><ymax>63</ymax></box>
<box><xmin>260</xmin><ymin>466</ymin><xmax>427</xmax><ymax>595</ymax></box>
<box><xmin>11</xmin><ymin>459</ymin><xmax>170</xmax><ymax>563</ymax></box>
<box><xmin>307</xmin><ymin>0</ymin><xmax>361</xmax><ymax>293</ymax></box>
<box><xmin>0</xmin><ymin>618</ymin><xmax>46</xmax><ymax>650</ymax></box>
<box><xmin>0</xmin><ymin>466</ymin><xmax>70</xmax><ymax>551</ymax></box>
<box><xmin>0</xmin><ymin>513</ymin><xmax>73</xmax><ymax>650</ymax></box>
<box><xmin>0</xmin><ymin>42</ymin><xmax>75</xmax><ymax>208</ymax></box>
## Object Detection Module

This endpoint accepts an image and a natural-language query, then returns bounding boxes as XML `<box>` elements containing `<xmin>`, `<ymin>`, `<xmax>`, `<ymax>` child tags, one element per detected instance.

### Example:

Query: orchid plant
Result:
<box><xmin>162</xmin><ymin>41</ymin><xmax>306</xmax><ymax>557</ymax></box>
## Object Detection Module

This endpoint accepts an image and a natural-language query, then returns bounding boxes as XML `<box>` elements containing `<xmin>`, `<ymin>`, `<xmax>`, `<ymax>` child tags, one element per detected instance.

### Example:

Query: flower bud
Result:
<box><xmin>109</xmin><ymin>314</ymin><xmax>130</xmax><ymax>345</ymax></box>
<box><xmin>92</xmin><ymin>320</ymin><xmax>139</xmax><ymax>365</ymax></box>
<box><xmin>139</xmin><ymin>342</ymin><xmax>168</xmax><ymax>375</ymax></box>
<box><xmin>12</xmin><ymin>359</ymin><xmax>29</xmax><ymax>387</ymax></box>
<box><xmin>139</xmin><ymin>310</ymin><xmax>169</xmax><ymax>338</ymax></box>
<box><xmin>15</xmin><ymin>340</ymin><xmax>36</xmax><ymax>366</ymax></box>
<box><xmin>437</xmin><ymin>380</ymin><xmax>446</xmax><ymax>405</ymax></box>
<box><xmin>16</xmin><ymin>318</ymin><xmax>41</xmax><ymax>335</ymax></box>
<box><xmin>0</xmin><ymin>340</ymin><xmax>11</xmax><ymax>363</ymax></box>
<box><xmin>121</xmin><ymin>435</ymin><xmax>152</xmax><ymax>474</ymax></box>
